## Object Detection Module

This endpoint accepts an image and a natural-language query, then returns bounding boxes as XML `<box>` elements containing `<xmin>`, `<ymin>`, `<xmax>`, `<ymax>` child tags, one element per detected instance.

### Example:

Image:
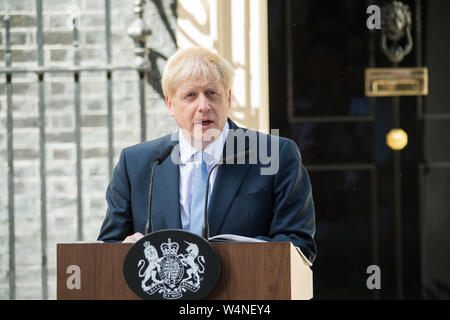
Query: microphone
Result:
<box><xmin>202</xmin><ymin>149</ymin><xmax>252</xmax><ymax>240</ymax></box>
<box><xmin>145</xmin><ymin>145</ymin><xmax>174</xmax><ymax>235</ymax></box>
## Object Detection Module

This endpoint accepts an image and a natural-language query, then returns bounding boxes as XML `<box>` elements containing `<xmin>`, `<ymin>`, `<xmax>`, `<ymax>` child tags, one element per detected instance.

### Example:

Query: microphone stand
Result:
<box><xmin>202</xmin><ymin>163</ymin><xmax>221</xmax><ymax>240</ymax></box>
<box><xmin>145</xmin><ymin>161</ymin><xmax>159</xmax><ymax>235</ymax></box>
<box><xmin>145</xmin><ymin>145</ymin><xmax>174</xmax><ymax>235</ymax></box>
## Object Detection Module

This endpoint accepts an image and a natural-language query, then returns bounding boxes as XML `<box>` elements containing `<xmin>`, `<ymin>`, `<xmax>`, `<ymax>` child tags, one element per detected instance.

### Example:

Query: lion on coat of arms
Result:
<box><xmin>138</xmin><ymin>241</ymin><xmax>162</xmax><ymax>291</ymax></box>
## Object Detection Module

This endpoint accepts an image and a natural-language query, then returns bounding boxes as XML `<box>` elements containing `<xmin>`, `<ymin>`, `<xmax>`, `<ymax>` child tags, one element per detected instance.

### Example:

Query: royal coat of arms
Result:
<box><xmin>137</xmin><ymin>238</ymin><xmax>206</xmax><ymax>299</ymax></box>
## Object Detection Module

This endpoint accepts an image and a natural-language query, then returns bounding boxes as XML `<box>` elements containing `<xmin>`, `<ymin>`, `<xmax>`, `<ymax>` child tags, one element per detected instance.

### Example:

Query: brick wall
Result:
<box><xmin>0</xmin><ymin>0</ymin><xmax>177</xmax><ymax>299</ymax></box>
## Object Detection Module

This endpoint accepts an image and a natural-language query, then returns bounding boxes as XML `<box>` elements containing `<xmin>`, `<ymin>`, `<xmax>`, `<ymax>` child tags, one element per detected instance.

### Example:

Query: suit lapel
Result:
<box><xmin>207</xmin><ymin>119</ymin><xmax>251</xmax><ymax>235</ymax></box>
<box><xmin>208</xmin><ymin>163</ymin><xmax>251</xmax><ymax>235</ymax></box>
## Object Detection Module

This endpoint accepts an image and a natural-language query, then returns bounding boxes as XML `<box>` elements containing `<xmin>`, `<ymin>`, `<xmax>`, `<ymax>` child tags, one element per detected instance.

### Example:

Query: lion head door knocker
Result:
<box><xmin>380</xmin><ymin>1</ymin><xmax>413</xmax><ymax>63</ymax></box>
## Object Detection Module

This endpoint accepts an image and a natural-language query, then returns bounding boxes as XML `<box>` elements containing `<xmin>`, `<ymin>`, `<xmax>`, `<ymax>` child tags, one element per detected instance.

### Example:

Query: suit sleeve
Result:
<box><xmin>97</xmin><ymin>149</ymin><xmax>134</xmax><ymax>242</ymax></box>
<box><xmin>255</xmin><ymin>138</ymin><xmax>317</xmax><ymax>264</ymax></box>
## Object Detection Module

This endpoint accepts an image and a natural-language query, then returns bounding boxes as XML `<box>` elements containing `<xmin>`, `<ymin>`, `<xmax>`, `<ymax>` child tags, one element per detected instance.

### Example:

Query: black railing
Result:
<box><xmin>0</xmin><ymin>0</ymin><xmax>153</xmax><ymax>300</ymax></box>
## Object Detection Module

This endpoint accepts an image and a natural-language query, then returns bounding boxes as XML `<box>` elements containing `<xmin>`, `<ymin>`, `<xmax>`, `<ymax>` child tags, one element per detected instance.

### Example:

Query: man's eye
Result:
<box><xmin>207</xmin><ymin>90</ymin><xmax>217</xmax><ymax>95</ymax></box>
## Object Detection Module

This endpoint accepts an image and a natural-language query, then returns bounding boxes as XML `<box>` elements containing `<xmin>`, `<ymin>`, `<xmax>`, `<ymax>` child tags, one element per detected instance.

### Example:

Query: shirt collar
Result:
<box><xmin>178</xmin><ymin>121</ymin><xmax>229</xmax><ymax>165</ymax></box>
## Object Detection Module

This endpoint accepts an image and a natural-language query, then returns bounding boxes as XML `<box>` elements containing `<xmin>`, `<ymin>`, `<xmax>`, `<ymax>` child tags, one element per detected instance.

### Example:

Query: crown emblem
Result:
<box><xmin>143</xmin><ymin>241</ymin><xmax>151</xmax><ymax>248</ymax></box>
<box><xmin>160</xmin><ymin>238</ymin><xmax>179</xmax><ymax>256</ymax></box>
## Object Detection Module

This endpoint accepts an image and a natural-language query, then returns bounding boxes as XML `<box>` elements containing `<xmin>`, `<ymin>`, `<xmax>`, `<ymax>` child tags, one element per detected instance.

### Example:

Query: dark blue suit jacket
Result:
<box><xmin>98</xmin><ymin>119</ymin><xmax>317</xmax><ymax>263</ymax></box>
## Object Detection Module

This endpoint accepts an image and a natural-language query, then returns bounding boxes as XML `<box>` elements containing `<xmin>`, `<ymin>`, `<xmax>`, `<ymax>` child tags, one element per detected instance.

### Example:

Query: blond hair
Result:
<box><xmin>161</xmin><ymin>47</ymin><xmax>234</xmax><ymax>98</ymax></box>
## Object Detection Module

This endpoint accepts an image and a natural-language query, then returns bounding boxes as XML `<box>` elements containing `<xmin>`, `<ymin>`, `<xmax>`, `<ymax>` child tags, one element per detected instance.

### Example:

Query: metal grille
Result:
<box><xmin>0</xmin><ymin>0</ymin><xmax>155</xmax><ymax>300</ymax></box>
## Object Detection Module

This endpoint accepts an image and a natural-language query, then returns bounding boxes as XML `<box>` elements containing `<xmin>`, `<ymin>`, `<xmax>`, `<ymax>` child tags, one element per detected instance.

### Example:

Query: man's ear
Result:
<box><xmin>166</xmin><ymin>96</ymin><xmax>174</xmax><ymax>117</ymax></box>
<box><xmin>227</xmin><ymin>89</ymin><xmax>231</xmax><ymax>109</ymax></box>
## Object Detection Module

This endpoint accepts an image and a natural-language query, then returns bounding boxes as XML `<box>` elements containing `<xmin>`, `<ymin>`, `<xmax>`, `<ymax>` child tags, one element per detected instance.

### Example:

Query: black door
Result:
<box><xmin>268</xmin><ymin>0</ymin><xmax>450</xmax><ymax>299</ymax></box>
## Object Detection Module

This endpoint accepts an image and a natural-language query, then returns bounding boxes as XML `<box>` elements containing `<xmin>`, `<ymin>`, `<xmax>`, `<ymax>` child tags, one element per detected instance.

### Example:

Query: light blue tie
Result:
<box><xmin>190</xmin><ymin>152</ymin><xmax>209</xmax><ymax>236</ymax></box>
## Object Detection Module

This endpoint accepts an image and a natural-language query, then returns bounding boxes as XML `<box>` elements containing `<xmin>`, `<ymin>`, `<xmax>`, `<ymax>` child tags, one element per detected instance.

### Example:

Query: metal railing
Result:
<box><xmin>0</xmin><ymin>0</ymin><xmax>153</xmax><ymax>300</ymax></box>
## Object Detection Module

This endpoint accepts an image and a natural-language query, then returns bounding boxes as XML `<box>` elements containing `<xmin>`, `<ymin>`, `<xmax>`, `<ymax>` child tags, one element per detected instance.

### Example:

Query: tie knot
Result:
<box><xmin>195</xmin><ymin>151</ymin><xmax>209</xmax><ymax>165</ymax></box>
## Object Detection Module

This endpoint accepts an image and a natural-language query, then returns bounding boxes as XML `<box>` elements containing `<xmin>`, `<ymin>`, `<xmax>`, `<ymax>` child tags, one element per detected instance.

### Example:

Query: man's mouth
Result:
<box><xmin>195</xmin><ymin>120</ymin><xmax>213</xmax><ymax>126</ymax></box>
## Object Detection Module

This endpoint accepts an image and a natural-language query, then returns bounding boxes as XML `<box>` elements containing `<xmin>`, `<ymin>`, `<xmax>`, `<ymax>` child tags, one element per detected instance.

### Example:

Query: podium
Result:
<box><xmin>57</xmin><ymin>242</ymin><xmax>313</xmax><ymax>300</ymax></box>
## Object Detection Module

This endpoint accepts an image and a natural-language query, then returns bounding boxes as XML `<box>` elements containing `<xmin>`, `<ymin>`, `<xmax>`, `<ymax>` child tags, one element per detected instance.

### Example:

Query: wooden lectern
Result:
<box><xmin>57</xmin><ymin>242</ymin><xmax>313</xmax><ymax>300</ymax></box>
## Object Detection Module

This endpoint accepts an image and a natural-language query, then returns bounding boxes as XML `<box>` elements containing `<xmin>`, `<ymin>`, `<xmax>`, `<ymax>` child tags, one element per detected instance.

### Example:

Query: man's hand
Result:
<box><xmin>122</xmin><ymin>232</ymin><xmax>144</xmax><ymax>243</ymax></box>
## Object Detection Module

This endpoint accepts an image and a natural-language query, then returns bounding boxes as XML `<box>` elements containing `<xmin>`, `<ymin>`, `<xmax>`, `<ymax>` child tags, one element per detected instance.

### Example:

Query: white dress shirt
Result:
<box><xmin>178</xmin><ymin>122</ymin><xmax>229</xmax><ymax>231</ymax></box>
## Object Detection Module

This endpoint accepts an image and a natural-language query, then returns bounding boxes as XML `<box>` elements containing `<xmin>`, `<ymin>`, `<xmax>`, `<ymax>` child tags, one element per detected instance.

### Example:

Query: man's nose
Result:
<box><xmin>197</xmin><ymin>94</ymin><xmax>210</xmax><ymax>111</ymax></box>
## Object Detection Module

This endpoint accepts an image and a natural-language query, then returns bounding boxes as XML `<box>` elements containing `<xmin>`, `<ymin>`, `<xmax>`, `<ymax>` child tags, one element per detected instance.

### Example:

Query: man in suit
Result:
<box><xmin>97</xmin><ymin>47</ymin><xmax>317</xmax><ymax>264</ymax></box>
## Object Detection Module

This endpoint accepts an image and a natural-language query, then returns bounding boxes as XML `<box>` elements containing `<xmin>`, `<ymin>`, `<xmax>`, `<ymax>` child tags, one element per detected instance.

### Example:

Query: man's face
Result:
<box><xmin>166</xmin><ymin>76</ymin><xmax>231</xmax><ymax>149</ymax></box>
